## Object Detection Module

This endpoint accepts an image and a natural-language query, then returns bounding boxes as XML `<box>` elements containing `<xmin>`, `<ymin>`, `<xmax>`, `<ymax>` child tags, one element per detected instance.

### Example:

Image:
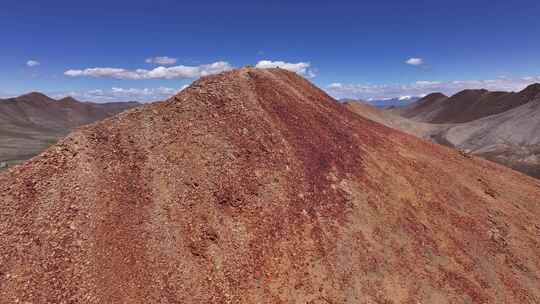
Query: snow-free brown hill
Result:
<box><xmin>391</xmin><ymin>92</ymin><xmax>448</xmax><ymax>121</ymax></box>
<box><xmin>1</xmin><ymin>68</ymin><xmax>540</xmax><ymax>303</ymax></box>
<box><xmin>398</xmin><ymin>84</ymin><xmax>540</xmax><ymax>123</ymax></box>
<box><xmin>0</xmin><ymin>93</ymin><xmax>139</xmax><ymax>167</ymax></box>
<box><xmin>371</xmin><ymin>84</ymin><xmax>540</xmax><ymax>179</ymax></box>
<box><xmin>347</xmin><ymin>96</ymin><xmax>540</xmax><ymax>179</ymax></box>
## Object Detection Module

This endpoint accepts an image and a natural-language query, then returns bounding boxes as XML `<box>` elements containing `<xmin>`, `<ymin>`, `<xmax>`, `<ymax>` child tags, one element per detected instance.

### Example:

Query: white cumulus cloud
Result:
<box><xmin>328</xmin><ymin>83</ymin><xmax>343</xmax><ymax>89</ymax></box>
<box><xmin>405</xmin><ymin>57</ymin><xmax>424</xmax><ymax>66</ymax></box>
<box><xmin>51</xmin><ymin>86</ymin><xmax>185</xmax><ymax>103</ymax></box>
<box><xmin>326</xmin><ymin>76</ymin><xmax>540</xmax><ymax>100</ymax></box>
<box><xmin>64</xmin><ymin>61</ymin><xmax>233</xmax><ymax>80</ymax></box>
<box><xmin>145</xmin><ymin>56</ymin><xmax>178</xmax><ymax>65</ymax></box>
<box><xmin>26</xmin><ymin>60</ymin><xmax>40</xmax><ymax>67</ymax></box>
<box><xmin>255</xmin><ymin>60</ymin><xmax>316</xmax><ymax>78</ymax></box>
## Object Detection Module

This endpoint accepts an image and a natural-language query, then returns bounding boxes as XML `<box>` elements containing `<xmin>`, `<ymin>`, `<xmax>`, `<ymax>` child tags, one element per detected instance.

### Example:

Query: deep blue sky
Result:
<box><xmin>1</xmin><ymin>0</ymin><xmax>540</xmax><ymax>101</ymax></box>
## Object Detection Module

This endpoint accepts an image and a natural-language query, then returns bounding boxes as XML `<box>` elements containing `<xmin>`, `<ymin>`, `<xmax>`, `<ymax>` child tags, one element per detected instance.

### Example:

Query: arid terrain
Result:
<box><xmin>345</xmin><ymin>84</ymin><xmax>540</xmax><ymax>179</ymax></box>
<box><xmin>1</xmin><ymin>68</ymin><xmax>539</xmax><ymax>303</ymax></box>
<box><xmin>0</xmin><ymin>93</ymin><xmax>139</xmax><ymax>170</ymax></box>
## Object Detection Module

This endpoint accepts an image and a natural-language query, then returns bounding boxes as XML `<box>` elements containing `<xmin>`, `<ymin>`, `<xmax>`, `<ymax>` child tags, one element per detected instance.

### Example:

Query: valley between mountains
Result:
<box><xmin>345</xmin><ymin>83</ymin><xmax>540</xmax><ymax>179</ymax></box>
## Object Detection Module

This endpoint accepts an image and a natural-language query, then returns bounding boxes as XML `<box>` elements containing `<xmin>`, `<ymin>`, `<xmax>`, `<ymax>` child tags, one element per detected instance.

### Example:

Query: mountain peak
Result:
<box><xmin>423</xmin><ymin>92</ymin><xmax>447</xmax><ymax>100</ymax></box>
<box><xmin>520</xmin><ymin>83</ymin><xmax>540</xmax><ymax>98</ymax></box>
<box><xmin>23</xmin><ymin>91</ymin><xmax>49</xmax><ymax>98</ymax></box>
<box><xmin>15</xmin><ymin>91</ymin><xmax>54</xmax><ymax>104</ymax></box>
<box><xmin>406</xmin><ymin>92</ymin><xmax>447</xmax><ymax>111</ymax></box>
<box><xmin>451</xmin><ymin>88</ymin><xmax>488</xmax><ymax>98</ymax></box>
<box><xmin>173</xmin><ymin>67</ymin><xmax>327</xmax><ymax>110</ymax></box>
<box><xmin>523</xmin><ymin>82</ymin><xmax>540</xmax><ymax>90</ymax></box>
<box><xmin>57</xmin><ymin>96</ymin><xmax>80</xmax><ymax>103</ymax></box>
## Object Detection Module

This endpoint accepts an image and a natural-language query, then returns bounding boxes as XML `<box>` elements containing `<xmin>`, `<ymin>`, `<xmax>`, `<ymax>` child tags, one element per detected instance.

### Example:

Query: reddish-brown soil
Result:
<box><xmin>1</xmin><ymin>68</ymin><xmax>540</xmax><ymax>303</ymax></box>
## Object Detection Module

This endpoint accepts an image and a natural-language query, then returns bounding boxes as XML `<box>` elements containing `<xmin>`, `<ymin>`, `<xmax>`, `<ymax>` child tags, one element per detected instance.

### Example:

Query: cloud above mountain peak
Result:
<box><xmin>255</xmin><ymin>60</ymin><xmax>316</xmax><ymax>78</ymax></box>
<box><xmin>64</xmin><ymin>61</ymin><xmax>233</xmax><ymax>80</ymax></box>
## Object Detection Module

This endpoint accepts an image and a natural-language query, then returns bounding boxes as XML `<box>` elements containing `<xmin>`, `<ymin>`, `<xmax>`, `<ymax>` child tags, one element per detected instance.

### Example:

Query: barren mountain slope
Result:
<box><xmin>0</xmin><ymin>93</ymin><xmax>139</xmax><ymax>167</ymax></box>
<box><xmin>1</xmin><ymin>68</ymin><xmax>540</xmax><ymax>303</ymax></box>
<box><xmin>343</xmin><ymin>100</ymin><xmax>446</xmax><ymax>139</ymax></box>
<box><xmin>369</xmin><ymin>85</ymin><xmax>540</xmax><ymax>179</ymax></box>
<box><xmin>443</xmin><ymin>94</ymin><xmax>540</xmax><ymax>178</ymax></box>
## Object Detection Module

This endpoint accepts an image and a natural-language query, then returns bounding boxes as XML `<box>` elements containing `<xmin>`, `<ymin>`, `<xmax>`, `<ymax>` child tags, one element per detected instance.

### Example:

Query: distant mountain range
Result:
<box><xmin>0</xmin><ymin>92</ymin><xmax>139</xmax><ymax>168</ymax></box>
<box><xmin>345</xmin><ymin>83</ymin><xmax>540</xmax><ymax>179</ymax></box>
<box><xmin>396</xmin><ymin>84</ymin><xmax>540</xmax><ymax>123</ymax></box>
